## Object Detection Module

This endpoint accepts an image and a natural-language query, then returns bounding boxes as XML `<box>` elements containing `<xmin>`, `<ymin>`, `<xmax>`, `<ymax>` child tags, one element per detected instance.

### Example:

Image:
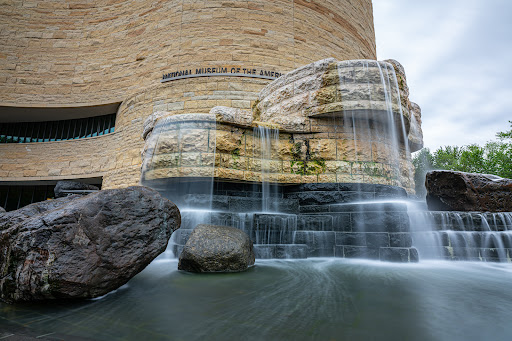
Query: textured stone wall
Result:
<box><xmin>141</xmin><ymin>58</ymin><xmax>417</xmax><ymax>192</ymax></box>
<box><xmin>0</xmin><ymin>0</ymin><xmax>376</xmax><ymax>106</ymax></box>
<box><xmin>0</xmin><ymin>0</ymin><xmax>378</xmax><ymax>188</ymax></box>
<box><xmin>0</xmin><ymin>134</ymin><xmax>116</xmax><ymax>180</ymax></box>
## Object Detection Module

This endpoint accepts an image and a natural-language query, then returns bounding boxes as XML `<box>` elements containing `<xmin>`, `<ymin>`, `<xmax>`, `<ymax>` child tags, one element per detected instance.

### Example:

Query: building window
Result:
<box><xmin>0</xmin><ymin>179</ymin><xmax>102</xmax><ymax>211</ymax></box>
<box><xmin>0</xmin><ymin>113</ymin><xmax>116</xmax><ymax>144</ymax></box>
<box><xmin>0</xmin><ymin>185</ymin><xmax>55</xmax><ymax>211</ymax></box>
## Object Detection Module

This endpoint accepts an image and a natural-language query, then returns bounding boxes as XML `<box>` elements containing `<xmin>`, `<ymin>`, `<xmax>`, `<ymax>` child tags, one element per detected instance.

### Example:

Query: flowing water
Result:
<box><xmin>2</xmin><ymin>259</ymin><xmax>512</xmax><ymax>341</ymax></box>
<box><xmin>409</xmin><ymin>209</ymin><xmax>512</xmax><ymax>262</ymax></box>
<box><xmin>254</xmin><ymin>126</ymin><xmax>280</xmax><ymax>213</ymax></box>
<box><xmin>1</xmin><ymin>62</ymin><xmax>512</xmax><ymax>339</ymax></box>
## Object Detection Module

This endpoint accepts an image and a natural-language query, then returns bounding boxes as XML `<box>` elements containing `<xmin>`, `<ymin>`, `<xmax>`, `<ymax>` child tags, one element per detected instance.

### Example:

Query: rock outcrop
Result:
<box><xmin>426</xmin><ymin>170</ymin><xmax>512</xmax><ymax>212</ymax></box>
<box><xmin>210</xmin><ymin>106</ymin><xmax>253</xmax><ymax>127</ymax></box>
<box><xmin>178</xmin><ymin>224</ymin><xmax>255</xmax><ymax>273</ymax></box>
<box><xmin>0</xmin><ymin>206</ymin><xmax>5</xmax><ymax>214</ymax></box>
<box><xmin>142</xmin><ymin>111</ymin><xmax>171</xmax><ymax>140</ymax></box>
<box><xmin>0</xmin><ymin>186</ymin><xmax>180</xmax><ymax>303</ymax></box>
<box><xmin>408</xmin><ymin>102</ymin><xmax>423</xmax><ymax>152</ymax></box>
<box><xmin>54</xmin><ymin>181</ymin><xmax>99</xmax><ymax>198</ymax></box>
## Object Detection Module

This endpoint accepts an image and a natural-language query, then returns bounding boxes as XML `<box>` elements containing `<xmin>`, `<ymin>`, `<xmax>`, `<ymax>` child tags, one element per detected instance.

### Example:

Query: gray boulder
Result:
<box><xmin>426</xmin><ymin>170</ymin><xmax>512</xmax><ymax>212</ymax></box>
<box><xmin>0</xmin><ymin>206</ymin><xmax>5</xmax><ymax>214</ymax></box>
<box><xmin>0</xmin><ymin>195</ymin><xmax>80</xmax><ymax>231</ymax></box>
<box><xmin>0</xmin><ymin>186</ymin><xmax>180</xmax><ymax>303</ymax></box>
<box><xmin>178</xmin><ymin>224</ymin><xmax>255</xmax><ymax>273</ymax></box>
<box><xmin>54</xmin><ymin>180</ymin><xmax>99</xmax><ymax>198</ymax></box>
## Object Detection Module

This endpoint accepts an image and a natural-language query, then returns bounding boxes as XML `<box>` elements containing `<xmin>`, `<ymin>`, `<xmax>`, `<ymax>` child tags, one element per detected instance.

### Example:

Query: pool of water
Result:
<box><xmin>1</xmin><ymin>259</ymin><xmax>512</xmax><ymax>340</ymax></box>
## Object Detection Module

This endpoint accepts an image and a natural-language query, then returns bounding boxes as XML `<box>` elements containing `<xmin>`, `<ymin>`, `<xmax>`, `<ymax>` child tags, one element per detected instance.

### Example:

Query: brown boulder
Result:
<box><xmin>0</xmin><ymin>186</ymin><xmax>180</xmax><ymax>303</ymax></box>
<box><xmin>178</xmin><ymin>224</ymin><xmax>255</xmax><ymax>273</ymax></box>
<box><xmin>426</xmin><ymin>170</ymin><xmax>512</xmax><ymax>212</ymax></box>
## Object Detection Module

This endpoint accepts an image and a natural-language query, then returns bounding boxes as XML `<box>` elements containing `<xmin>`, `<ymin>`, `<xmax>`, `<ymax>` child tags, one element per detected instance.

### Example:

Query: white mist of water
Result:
<box><xmin>141</xmin><ymin>113</ymin><xmax>217</xmax><ymax>258</ymax></box>
<box><xmin>254</xmin><ymin>126</ymin><xmax>279</xmax><ymax>212</ymax></box>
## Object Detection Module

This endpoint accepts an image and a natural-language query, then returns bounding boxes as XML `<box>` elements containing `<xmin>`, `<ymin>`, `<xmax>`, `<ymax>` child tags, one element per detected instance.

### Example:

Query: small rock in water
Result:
<box><xmin>178</xmin><ymin>224</ymin><xmax>255</xmax><ymax>273</ymax></box>
<box><xmin>0</xmin><ymin>186</ymin><xmax>180</xmax><ymax>303</ymax></box>
<box><xmin>426</xmin><ymin>170</ymin><xmax>512</xmax><ymax>212</ymax></box>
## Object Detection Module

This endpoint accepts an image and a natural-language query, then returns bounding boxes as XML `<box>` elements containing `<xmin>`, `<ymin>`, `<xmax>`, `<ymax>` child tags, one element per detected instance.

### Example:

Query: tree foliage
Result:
<box><xmin>412</xmin><ymin>121</ymin><xmax>512</xmax><ymax>197</ymax></box>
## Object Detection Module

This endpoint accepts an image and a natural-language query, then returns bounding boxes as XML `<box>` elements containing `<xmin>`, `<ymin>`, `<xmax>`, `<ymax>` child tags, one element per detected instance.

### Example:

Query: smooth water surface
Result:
<box><xmin>1</xmin><ymin>259</ymin><xmax>512</xmax><ymax>341</ymax></box>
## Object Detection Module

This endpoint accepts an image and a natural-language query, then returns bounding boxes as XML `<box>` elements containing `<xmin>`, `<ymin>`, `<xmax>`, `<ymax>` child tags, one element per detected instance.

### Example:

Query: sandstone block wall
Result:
<box><xmin>0</xmin><ymin>0</ymin><xmax>379</xmax><ymax>189</ymax></box>
<box><xmin>0</xmin><ymin>0</ymin><xmax>376</xmax><ymax>106</ymax></box>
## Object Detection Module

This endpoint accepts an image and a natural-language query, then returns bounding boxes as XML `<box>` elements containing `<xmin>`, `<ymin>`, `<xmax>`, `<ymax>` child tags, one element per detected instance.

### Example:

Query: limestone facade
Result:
<box><xmin>1</xmin><ymin>0</ymin><xmax>410</xmax><ymax>191</ymax></box>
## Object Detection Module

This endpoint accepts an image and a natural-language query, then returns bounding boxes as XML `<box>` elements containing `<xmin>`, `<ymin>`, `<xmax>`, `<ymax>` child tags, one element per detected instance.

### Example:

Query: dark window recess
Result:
<box><xmin>0</xmin><ymin>113</ymin><xmax>116</xmax><ymax>144</ymax></box>
<box><xmin>0</xmin><ymin>185</ymin><xmax>55</xmax><ymax>211</ymax></box>
<box><xmin>0</xmin><ymin>181</ymin><xmax>102</xmax><ymax>212</ymax></box>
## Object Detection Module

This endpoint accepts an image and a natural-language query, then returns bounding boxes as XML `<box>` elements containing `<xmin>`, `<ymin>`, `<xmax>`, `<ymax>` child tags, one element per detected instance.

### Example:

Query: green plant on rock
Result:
<box><xmin>362</xmin><ymin>163</ymin><xmax>385</xmax><ymax>177</ymax></box>
<box><xmin>291</xmin><ymin>142</ymin><xmax>302</xmax><ymax>160</ymax></box>
<box><xmin>231</xmin><ymin>148</ymin><xmax>240</xmax><ymax>159</ymax></box>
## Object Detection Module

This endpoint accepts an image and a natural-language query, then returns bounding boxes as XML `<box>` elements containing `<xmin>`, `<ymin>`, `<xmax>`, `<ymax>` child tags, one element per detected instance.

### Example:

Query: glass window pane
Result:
<box><xmin>44</xmin><ymin>121</ymin><xmax>52</xmax><ymax>142</ymax></box>
<box><xmin>5</xmin><ymin>186</ymin><xmax>20</xmax><ymax>211</ymax></box>
<box><xmin>25</xmin><ymin>123</ymin><xmax>34</xmax><ymax>143</ymax></box>
<box><xmin>110</xmin><ymin>114</ymin><xmax>116</xmax><ymax>133</ymax></box>
<box><xmin>91</xmin><ymin>117</ymin><xmax>98</xmax><ymax>137</ymax></box>
<box><xmin>32</xmin><ymin>186</ymin><xmax>47</xmax><ymax>203</ymax></box>
<box><xmin>64</xmin><ymin>120</ymin><xmax>71</xmax><ymax>140</ymax></box>
<box><xmin>0</xmin><ymin>186</ymin><xmax>8</xmax><ymax>209</ymax></box>
<box><xmin>54</xmin><ymin>121</ymin><xmax>61</xmax><ymax>141</ymax></box>
<box><xmin>19</xmin><ymin>186</ymin><xmax>33</xmax><ymax>208</ymax></box>
<box><xmin>81</xmin><ymin>118</ymin><xmax>89</xmax><ymax>138</ymax></box>
<box><xmin>37</xmin><ymin>122</ymin><xmax>45</xmax><ymax>142</ymax></box>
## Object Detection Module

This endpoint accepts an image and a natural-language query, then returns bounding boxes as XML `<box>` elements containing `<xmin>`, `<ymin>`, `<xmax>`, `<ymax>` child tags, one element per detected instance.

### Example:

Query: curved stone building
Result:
<box><xmin>0</xmin><ymin>0</ymin><xmax>422</xmax><ymax>211</ymax></box>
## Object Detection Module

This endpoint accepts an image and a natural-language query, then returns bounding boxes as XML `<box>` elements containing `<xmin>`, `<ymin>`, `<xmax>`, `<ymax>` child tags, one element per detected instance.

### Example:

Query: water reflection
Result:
<box><xmin>1</xmin><ymin>259</ymin><xmax>511</xmax><ymax>341</ymax></box>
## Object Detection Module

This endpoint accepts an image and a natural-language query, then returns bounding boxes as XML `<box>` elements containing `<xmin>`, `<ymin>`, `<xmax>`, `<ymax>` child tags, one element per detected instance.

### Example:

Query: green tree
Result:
<box><xmin>496</xmin><ymin>120</ymin><xmax>512</xmax><ymax>140</ymax></box>
<box><xmin>412</xmin><ymin>121</ymin><xmax>512</xmax><ymax>196</ymax></box>
<box><xmin>431</xmin><ymin>146</ymin><xmax>462</xmax><ymax>170</ymax></box>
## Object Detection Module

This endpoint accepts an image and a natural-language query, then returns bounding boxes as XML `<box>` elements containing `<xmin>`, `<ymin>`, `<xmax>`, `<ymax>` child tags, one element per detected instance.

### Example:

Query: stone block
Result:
<box><xmin>351</xmin><ymin>211</ymin><xmax>410</xmax><ymax>233</ymax></box>
<box><xmin>335</xmin><ymin>232</ymin><xmax>366</xmax><ymax>246</ymax></box>
<box><xmin>296</xmin><ymin>215</ymin><xmax>333</xmax><ymax>231</ymax></box>
<box><xmin>365</xmin><ymin>233</ymin><xmax>390</xmax><ymax>248</ymax></box>
<box><xmin>275</xmin><ymin>244</ymin><xmax>308</xmax><ymax>259</ymax></box>
<box><xmin>389</xmin><ymin>233</ymin><xmax>413</xmax><ymax>247</ymax></box>
<box><xmin>379</xmin><ymin>247</ymin><xmax>418</xmax><ymax>262</ymax></box>
<box><xmin>343</xmin><ymin>246</ymin><xmax>379</xmax><ymax>260</ymax></box>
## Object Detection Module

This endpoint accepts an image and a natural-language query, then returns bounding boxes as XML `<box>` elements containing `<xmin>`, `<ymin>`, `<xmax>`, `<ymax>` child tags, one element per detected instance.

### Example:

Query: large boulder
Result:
<box><xmin>0</xmin><ymin>186</ymin><xmax>180</xmax><ymax>303</ymax></box>
<box><xmin>426</xmin><ymin>170</ymin><xmax>512</xmax><ymax>212</ymax></box>
<box><xmin>0</xmin><ymin>195</ymin><xmax>80</xmax><ymax>231</ymax></box>
<box><xmin>0</xmin><ymin>206</ymin><xmax>5</xmax><ymax>214</ymax></box>
<box><xmin>54</xmin><ymin>180</ymin><xmax>99</xmax><ymax>198</ymax></box>
<box><xmin>178</xmin><ymin>224</ymin><xmax>255</xmax><ymax>273</ymax></box>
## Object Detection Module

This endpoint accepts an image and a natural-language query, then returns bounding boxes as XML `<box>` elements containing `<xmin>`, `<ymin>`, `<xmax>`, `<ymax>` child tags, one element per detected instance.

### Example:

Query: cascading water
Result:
<box><xmin>141</xmin><ymin>113</ymin><xmax>217</xmax><ymax>257</ymax></box>
<box><xmin>137</xmin><ymin>60</ymin><xmax>511</xmax><ymax>263</ymax></box>
<box><xmin>409</xmin><ymin>210</ymin><xmax>512</xmax><ymax>261</ymax></box>
<box><xmin>254</xmin><ymin>126</ymin><xmax>280</xmax><ymax>213</ymax></box>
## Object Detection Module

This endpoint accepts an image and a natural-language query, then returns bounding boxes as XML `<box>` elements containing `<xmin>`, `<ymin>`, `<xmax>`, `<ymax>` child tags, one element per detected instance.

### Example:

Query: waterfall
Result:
<box><xmin>336</xmin><ymin>60</ymin><xmax>411</xmax><ymax>190</ymax></box>
<box><xmin>136</xmin><ymin>62</ymin><xmax>511</xmax><ymax>263</ymax></box>
<box><xmin>253</xmin><ymin>125</ymin><xmax>280</xmax><ymax>212</ymax></box>
<box><xmin>407</xmin><ymin>208</ymin><xmax>512</xmax><ymax>262</ymax></box>
<box><xmin>140</xmin><ymin>113</ymin><xmax>216</xmax><ymax>257</ymax></box>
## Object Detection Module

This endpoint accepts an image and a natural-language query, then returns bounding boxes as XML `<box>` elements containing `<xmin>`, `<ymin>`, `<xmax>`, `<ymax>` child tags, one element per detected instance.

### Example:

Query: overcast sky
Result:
<box><xmin>373</xmin><ymin>0</ymin><xmax>512</xmax><ymax>151</ymax></box>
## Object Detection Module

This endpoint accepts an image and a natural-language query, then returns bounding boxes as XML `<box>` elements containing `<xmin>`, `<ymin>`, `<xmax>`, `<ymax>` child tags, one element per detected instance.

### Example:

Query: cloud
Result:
<box><xmin>373</xmin><ymin>0</ymin><xmax>512</xmax><ymax>150</ymax></box>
